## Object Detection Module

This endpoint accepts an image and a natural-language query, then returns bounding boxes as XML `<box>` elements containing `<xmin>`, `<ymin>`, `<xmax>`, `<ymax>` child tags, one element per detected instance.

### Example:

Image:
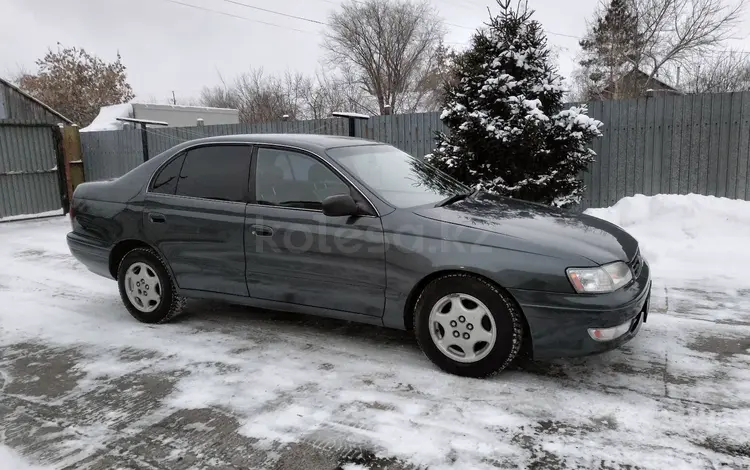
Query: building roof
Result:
<box><xmin>633</xmin><ymin>70</ymin><xmax>678</xmax><ymax>93</ymax></box>
<box><xmin>0</xmin><ymin>76</ymin><xmax>74</xmax><ymax>124</ymax></box>
<box><xmin>602</xmin><ymin>69</ymin><xmax>680</xmax><ymax>96</ymax></box>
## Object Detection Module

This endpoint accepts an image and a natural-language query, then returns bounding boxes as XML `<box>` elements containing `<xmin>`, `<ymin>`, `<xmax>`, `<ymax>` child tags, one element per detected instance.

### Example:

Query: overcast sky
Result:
<box><xmin>2</xmin><ymin>0</ymin><xmax>749</xmax><ymax>104</ymax></box>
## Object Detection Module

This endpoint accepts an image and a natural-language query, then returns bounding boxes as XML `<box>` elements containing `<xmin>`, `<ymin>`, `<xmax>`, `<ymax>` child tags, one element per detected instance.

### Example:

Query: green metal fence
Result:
<box><xmin>80</xmin><ymin>92</ymin><xmax>750</xmax><ymax>209</ymax></box>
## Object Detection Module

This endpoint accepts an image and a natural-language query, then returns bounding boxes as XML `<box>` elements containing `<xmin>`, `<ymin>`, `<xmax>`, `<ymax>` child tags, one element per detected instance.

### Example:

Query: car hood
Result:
<box><xmin>414</xmin><ymin>193</ymin><xmax>639</xmax><ymax>264</ymax></box>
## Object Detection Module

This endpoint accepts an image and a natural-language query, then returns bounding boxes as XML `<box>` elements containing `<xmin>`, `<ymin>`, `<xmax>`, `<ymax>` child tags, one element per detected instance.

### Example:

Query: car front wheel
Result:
<box><xmin>413</xmin><ymin>274</ymin><xmax>523</xmax><ymax>378</ymax></box>
<box><xmin>117</xmin><ymin>247</ymin><xmax>184</xmax><ymax>324</ymax></box>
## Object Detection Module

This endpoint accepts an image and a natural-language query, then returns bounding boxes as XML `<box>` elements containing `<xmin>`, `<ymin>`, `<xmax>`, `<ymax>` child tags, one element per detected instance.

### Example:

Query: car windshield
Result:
<box><xmin>326</xmin><ymin>145</ymin><xmax>469</xmax><ymax>208</ymax></box>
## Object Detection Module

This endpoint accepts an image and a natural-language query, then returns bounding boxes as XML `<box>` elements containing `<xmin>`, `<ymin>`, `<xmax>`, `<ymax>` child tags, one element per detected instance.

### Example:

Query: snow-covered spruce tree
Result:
<box><xmin>427</xmin><ymin>0</ymin><xmax>602</xmax><ymax>208</ymax></box>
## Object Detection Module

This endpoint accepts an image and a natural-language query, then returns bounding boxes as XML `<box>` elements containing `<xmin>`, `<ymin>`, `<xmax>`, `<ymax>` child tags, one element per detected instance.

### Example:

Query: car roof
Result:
<box><xmin>173</xmin><ymin>133</ymin><xmax>386</xmax><ymax>152</ymax></box>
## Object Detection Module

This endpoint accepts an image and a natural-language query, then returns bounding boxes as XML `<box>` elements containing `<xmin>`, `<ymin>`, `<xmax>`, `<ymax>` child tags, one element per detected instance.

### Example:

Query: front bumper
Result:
<box><xmin>508</xmin><ymin>260</ymin><xmax>651</xmax><ymax>360</ymax></box>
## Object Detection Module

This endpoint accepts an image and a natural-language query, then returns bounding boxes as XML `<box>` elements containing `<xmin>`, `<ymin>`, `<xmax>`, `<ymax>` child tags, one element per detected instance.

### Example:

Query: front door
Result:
<box><xmin>143</xmin><ymin>144</ymin><xmax>251</xmax><ymax>297</ymax></box>
<box><xmin>245</xmin><ymin>146</ymin><xmax>386</xmax><ymax>316</ymax></box>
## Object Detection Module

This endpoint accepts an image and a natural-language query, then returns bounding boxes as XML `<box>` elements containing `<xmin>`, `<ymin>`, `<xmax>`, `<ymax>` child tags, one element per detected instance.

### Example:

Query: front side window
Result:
<box><xmin>255</xmin><ymin>148</ymin><xmax>349</xmax><ymax>210</ymax></box>
<box><xmin>326</xmin><ymin>145</ymin><xmax>468</xmax><ymax>208</ymax></box>
<box><xmin>174</xmin><ymin>145</ymin><xmax>251</xmax><ymax>202</ymax></box>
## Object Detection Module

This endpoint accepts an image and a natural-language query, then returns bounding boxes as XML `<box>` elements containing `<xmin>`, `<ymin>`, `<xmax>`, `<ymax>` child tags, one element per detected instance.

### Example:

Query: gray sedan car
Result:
<box><xmin>67</xmin><ymin>134</ymin><xmax>651</xmax><ymax>377</ymax></box>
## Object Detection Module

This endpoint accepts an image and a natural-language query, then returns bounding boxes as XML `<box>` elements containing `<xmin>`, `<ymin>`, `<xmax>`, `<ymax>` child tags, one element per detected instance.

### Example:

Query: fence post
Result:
<box><xmin>331</xmin><ymin>112</ymin><xmax>370</xmax><ymax>138</ymax></box>
<box><xmin>140</xmin><ymin>123</ymin><xmax>149</xmax><ymax>162</ymax></box>
<box><xmin>52</xmin><ymin>125</ymin><xmax>69</xmax><ymax>215</ymax></box>
<box><xmin>61</xmin><ymin>125</ymin><xmax>85</xmax><ymax>208</ymax></box>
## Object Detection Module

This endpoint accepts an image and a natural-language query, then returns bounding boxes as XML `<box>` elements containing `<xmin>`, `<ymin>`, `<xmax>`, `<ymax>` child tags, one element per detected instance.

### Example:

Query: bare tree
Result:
<box><xmin>679</xmin><ymin>50</ymin><xmax>750</xmax><ymax>92</ymax></box>
<box><xmin>568</xmin><ymin>67</ymin><xmax>597</xmax><ymax>102</ymax></box>
<box><xmin>200</xmin><ymin>73</ymin><xmax>241</xmax><ymax>109</ymax></box>
<box><xmin>634</xmin><ymin>0</ymin><xmax>746</xmax><ymax>90</ymax></box>
<box><xmin>300</xmin><ymin>71</ymin><xmax>374</xmax><ymax>119</ymax></box>
<box><xmin>201</xmin><ymin>68</ymin><xmax>384</xmax><ymax>122</ymax></box>
<box><xmin>4</xmin><ymin>65</ymin><xmax>31</xmax><ymax>86</ymax></box>
<box><xmin>200</xmin><ymin>68</ymin><xmax>309</xmax><ymax>123</ymax></box>
<box><xmin>236</xmin><ymin>69</ymin><xmax>310</xmax><ymax>122</ymax></box>
<box><xmin>323</xmin><ymin>0</ymin><xmax>446</xmax><ymax>114</ymax></box>
<box><xmin>19</xmin><ymin>46</ymin><xmax>134</xmax><ymax>126</ymax></box>
<box><xmin>574</xmin><ymin>0</ymin><xmax>745</xmax><ymax>98</ymax></box>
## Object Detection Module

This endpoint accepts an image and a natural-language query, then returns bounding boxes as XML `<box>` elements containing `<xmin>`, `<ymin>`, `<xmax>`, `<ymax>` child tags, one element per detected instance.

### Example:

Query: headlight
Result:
<box><xmin>566</xmin><ymin>261</ymin><xmax>633</xmax><ymax>293</ymax></box>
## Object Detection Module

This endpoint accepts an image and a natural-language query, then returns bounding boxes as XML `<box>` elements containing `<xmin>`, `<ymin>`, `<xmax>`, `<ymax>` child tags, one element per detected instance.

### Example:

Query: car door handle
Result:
<box><xmin>251</xmin><ymin>225</ymin><xmax>273</xmax><ymax>237</ymax></box>
<box><xmin>149</xmin><ymin>213</ymin><xmax>166</xmax><ymax>223</ymax></box>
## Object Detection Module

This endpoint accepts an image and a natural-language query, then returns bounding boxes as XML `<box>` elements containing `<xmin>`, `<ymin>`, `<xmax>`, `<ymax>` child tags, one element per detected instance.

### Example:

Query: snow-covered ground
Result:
<box><xmin>0</xmin><ymin>194</ymin><xmax>749</xmax><ymax>469</ymax></box>
<box><xmin>0</xmin><ymin>209</ymin><xmax>63</xmax><ymax>223</ymax></box>
<box><xmin>0</xmin><ymin>444</ymin><xmax>50</xmax><ymax>469</ymax></box>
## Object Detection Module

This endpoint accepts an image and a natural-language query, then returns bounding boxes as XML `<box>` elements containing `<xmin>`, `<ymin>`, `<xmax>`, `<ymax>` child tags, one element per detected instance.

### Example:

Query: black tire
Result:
<box><xmin>117</xmin><ymin>247</ymin><xmax>184</xmax><ymax>324</ymax></box>
<box><xmin>413</xmin><ymin>273</ymin><xmax>523</xmax><ymax>378</ymax></box>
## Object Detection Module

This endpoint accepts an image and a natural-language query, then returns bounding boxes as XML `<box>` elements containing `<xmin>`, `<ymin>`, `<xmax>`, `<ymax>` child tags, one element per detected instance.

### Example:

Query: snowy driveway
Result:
<box><xmin>1</xmin><ymin>196</ymin><xmax>749</xmax><ymax>470</ymax></box>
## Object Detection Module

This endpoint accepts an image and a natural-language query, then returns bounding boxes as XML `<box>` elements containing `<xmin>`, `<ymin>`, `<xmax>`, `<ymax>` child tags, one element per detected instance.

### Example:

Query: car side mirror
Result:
<box><xmin>322</xmin><ymin>194</ymin><xmax>359</xmax><ymax>217</ymax></box>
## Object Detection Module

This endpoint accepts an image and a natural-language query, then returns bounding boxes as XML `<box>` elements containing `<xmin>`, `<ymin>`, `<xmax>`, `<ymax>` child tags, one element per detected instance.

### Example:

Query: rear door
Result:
<box><xmin>143</xmin><ymin>144</ymin><xmax>251</xmax><ymax>297</ymax></box>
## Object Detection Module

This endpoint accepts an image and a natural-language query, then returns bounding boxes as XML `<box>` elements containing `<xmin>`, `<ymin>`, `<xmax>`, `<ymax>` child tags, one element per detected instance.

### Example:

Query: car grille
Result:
<box><xmin>629</xmin><ymin>250</ymin><xmax>643</xmax><ymax>278</ymax></box>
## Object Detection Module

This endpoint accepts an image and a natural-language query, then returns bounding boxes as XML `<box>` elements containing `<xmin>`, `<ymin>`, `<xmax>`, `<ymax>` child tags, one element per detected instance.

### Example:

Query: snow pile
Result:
<box><xmin>341</xmin><ymin>464</ymin><xmax>370</xmax><ymax>470</ymax></box>
<box><xmin>585</xmin><ymin>194</ymin><xmax>750</xmax><ymax>288</ymax></box>
<box><xmin>0</xmin><ymin>445</ymin><xmax>50</xmax><ymax>469</ymax></box>
<box><xmin>80</xmin><ymin>104</ymin><xmax>133</xmax><ymax>132</ymax></box>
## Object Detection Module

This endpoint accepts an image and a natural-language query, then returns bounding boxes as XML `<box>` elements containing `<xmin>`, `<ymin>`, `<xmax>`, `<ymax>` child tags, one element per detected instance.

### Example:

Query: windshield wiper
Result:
<box><xmin>435</xmin><ymin>187</ymin><xmax>480</xmax><ymax>207</ymax></box>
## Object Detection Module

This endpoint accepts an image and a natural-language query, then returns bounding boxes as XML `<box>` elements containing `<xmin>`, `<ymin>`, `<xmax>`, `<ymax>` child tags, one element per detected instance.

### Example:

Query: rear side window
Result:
<box><xmin>175</xmin><ymin>145</ymin><xmax>251</xmax><ymax>202</ymax></box>
<box><xmin>151</xmin><ymin>153</ymin><xmax>185</xmax><ymax>195</ymax></box>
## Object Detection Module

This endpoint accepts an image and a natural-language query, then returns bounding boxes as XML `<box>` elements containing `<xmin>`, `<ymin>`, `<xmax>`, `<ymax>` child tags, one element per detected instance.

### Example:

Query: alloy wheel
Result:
<box><xmin>124</xmin><ymin>262</ymin><xmax>162</xmax><ymax>313</ymax></box>
<box><xmin>428</xmin><ymin>293</ymin><xmax>497</xmax><ymax>363</ymax></box>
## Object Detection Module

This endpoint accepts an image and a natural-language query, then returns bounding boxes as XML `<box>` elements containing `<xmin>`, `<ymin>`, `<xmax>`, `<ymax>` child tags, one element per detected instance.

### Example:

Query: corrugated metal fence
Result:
<box><xmin>355</xmin><ymin>112</ymin><xmax>449</xmax><ymax>160</ymax></box>
<box><xmin>579</xmin><ymin>93</ymin><xmax>750</xmax><ymax>209</ymax></box>
<box><xmin>0</xmin><ymin>124</ymin><xmax>63</xmax><ymax>218</ymax></box>
<box><xmin>79</xmin><ymin>93</ymin><xmax>750</xmax><ymax>208</ymax></box>
<box><xmin>81</xmin><ymin>118</ymin><xmax>350</xmax><ymax>182</ymax></box>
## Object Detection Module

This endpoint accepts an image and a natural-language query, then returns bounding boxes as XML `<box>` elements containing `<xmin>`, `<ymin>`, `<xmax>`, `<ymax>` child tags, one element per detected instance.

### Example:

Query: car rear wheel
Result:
<box><xmin>413</xmin><ymin>274</ymin><xmax>523</xmax><ymax>378</ymax></box>
<box><xmin>117</xmin><ymin>248</ymin><xmax>184</xmax><ymax>324</ymax></box>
